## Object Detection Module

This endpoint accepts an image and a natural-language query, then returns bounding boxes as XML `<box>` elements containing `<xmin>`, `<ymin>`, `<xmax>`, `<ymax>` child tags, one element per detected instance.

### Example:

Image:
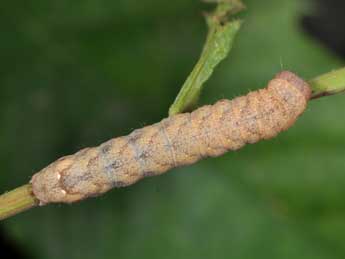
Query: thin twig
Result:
<box><xmin>0</xmin><ymin>184</ymin><xmax>38</xmax><ymax>220</ymax></box>
<box><xmin>309</xmin><ymin>67</ymin><xmax>345</xmax><ymax>99</ymax></box>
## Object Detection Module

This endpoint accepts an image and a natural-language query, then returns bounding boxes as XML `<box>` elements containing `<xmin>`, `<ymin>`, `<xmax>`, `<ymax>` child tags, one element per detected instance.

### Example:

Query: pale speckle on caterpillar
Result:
<box><xmin>31</xmin><ymin>71</ymin><xmax>311</xmax><ymax>205</ymax></box>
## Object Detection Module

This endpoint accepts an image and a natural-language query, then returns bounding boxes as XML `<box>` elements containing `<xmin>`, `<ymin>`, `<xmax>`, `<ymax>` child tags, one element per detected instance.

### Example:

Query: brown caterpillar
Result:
<box><xmin>31</xmin><ymin>71</ymin><xmax>311</xmax><ymax>205</ymax></box>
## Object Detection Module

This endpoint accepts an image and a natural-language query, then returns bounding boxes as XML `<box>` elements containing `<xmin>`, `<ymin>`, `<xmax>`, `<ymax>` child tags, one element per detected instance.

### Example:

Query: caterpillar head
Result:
<box><xmin>31</xmin><ymin>155</ymin><xmax>83</xmax><ymax>205</ymax></box>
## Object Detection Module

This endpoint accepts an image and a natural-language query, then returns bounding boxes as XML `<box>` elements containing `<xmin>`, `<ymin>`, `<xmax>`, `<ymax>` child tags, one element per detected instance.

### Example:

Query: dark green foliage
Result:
<box><xmin>0</xmin><ymin>0</ymin><xmax>344</xmax><ymax>258</ymax></box>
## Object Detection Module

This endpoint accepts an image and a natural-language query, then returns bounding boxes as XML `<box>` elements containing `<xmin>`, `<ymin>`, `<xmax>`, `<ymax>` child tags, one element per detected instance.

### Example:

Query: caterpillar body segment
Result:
<box><xmin>31</xmin><ymin>71</ymin><xmax>311</xmax><ymax>205</ymax></box>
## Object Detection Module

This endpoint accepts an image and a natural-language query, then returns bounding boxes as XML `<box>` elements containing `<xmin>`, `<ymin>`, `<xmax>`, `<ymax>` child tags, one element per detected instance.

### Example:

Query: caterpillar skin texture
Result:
<box><xmin>31</xmin><ymin>71</ymin><xmax>311</xmax><ymax>205</ymax></box>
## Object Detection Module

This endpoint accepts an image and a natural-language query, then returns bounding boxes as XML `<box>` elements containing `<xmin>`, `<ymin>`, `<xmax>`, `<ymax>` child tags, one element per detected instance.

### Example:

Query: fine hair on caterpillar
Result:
<box><xmin>31</xmin><ymin>71</ymin><xmax>311</xmax><ymax>205</ymax></box>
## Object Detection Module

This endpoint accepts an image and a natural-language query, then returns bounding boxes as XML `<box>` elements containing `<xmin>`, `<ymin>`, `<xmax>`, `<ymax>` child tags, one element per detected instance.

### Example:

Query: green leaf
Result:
<box><xmin>168</xmin><ymin>1</ymin><xmax>244</xmax><ymax>116</ymax></box>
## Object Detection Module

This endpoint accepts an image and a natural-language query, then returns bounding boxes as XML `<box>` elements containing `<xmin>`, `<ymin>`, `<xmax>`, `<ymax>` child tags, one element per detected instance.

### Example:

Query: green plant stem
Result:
<box><xmin>0</xmin><ymin>184</ymin><xmax>38</xmax><ymax>220</ymax></box>
<box><xmin>309</xmin><ymin>67</ymin><xmax>345</xmax><ymax>99</ymax></box>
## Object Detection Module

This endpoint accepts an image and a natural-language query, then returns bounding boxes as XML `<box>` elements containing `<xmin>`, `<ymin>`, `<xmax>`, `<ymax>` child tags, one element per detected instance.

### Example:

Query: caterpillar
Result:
<box><xmin>31</xmin><ymin>71</ymin><xmax>311</xmax><ymax>205</ymax></box>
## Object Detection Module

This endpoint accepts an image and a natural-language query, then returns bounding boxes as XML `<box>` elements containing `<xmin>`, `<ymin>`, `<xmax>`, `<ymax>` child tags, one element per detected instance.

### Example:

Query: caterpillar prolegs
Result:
<box><xmin>31</xmin><ymin>71</ymin><xmax>312</xmax><ymax>205</ymax></box>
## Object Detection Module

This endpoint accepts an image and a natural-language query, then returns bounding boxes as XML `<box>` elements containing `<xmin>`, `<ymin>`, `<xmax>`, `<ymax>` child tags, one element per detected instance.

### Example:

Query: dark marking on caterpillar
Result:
<box><xmin>100</xmin><ymin>144</ymin><xmax>112</xmax><ymax>154</ymax></box>
<box><xmin>31</xmin><ymin>71</ymin><xmax>311</xmax><ymax>205</ymax></box>
<box><xmin>106</xmin><ymin>160</ymin><xmax>123</xmax><ymax>171</ymax></box>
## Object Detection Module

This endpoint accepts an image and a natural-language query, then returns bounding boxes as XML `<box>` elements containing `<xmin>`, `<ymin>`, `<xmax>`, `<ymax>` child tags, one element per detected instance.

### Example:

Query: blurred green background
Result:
<box><xmin>1</xmin><ymin>0</ymin><xmax>345</xmax><ymax>258</ymax></box>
